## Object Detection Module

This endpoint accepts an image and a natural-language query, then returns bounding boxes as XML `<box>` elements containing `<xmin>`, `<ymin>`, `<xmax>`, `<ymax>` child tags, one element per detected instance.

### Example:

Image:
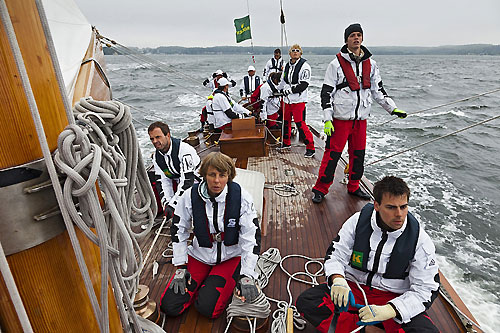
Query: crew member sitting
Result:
<box><xmin>160</xmin><ymin>152</ymin><xmax>261</xmax><ymax>319</ymax></box>
<box><xmin>296</xmin><ymin>176</ymin><xmax>440</xmax><ymax>333</ymax></box>
<box><xmin>148</xmin><ymin>121</ymin><xmax>200</xmax><ymax>219</ymax></box>
<box><xmin>212</xmin><ymin>77</ymin><xmax>251</xmax><ymax>131</ymax></box>
<box><xmin>240</xmin><ymin>65</ymin><xmax>261</xmax><ymax>100</ymax></box>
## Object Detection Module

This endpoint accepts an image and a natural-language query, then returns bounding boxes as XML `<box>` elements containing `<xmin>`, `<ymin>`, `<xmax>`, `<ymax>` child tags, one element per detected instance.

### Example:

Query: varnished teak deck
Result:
<box><xmin>138</xmin><ymin>132</ymin><xmax>470</xmax><ymax>332</ymax></box>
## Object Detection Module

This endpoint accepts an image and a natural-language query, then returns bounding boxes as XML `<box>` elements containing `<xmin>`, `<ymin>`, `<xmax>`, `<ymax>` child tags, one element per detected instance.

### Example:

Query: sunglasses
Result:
<box><xmin>290</xmin><ymin>49</ymin><xmax>301</xmax><ymax>53</ymax></box>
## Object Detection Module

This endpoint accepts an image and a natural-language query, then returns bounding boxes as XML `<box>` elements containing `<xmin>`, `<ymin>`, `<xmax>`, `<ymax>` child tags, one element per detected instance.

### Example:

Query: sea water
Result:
<box><xmin>106</xmin><ymin>53</ymin><xmax>500</xmax><ymax>332</ymax></box>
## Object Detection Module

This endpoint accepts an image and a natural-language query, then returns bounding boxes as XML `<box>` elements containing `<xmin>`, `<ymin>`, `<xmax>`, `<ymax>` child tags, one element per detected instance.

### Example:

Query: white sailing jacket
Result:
<box><xmin>211</xmin><ymin>90</ymin><xmax>248</xmax><ymax>128</ymax></box>
<box><xmin>263</xmin><ymin>57</ymin><xmax>284</xmax><ymax>80</ymax></box>
<box><xmin>279</xmin><ymin>58</ymin><xmax>311</xmax><ymax>104</ymax></box>
<box><xmin>324</xmin><ymin>209</ymin><xmax>440</xmax><ymax>324</ymax></box>
<box><xmin>171</xmin><ymin>181</ymin><xmax>261</xmax><ymax>278</ymax></box>
<box><xmin>259</xmin><ymin>81</ymin><xmax>280</xmax><ymax>120</ymax></box>
<box><xmin>152</xmin><ymin>140</ymin><xmax>200</xmax><ymax>210</ymax></box>
<box><xmin>322</xmin><ymin>45</ymin><xmax>397</xmax><ymax>122</ymax></box>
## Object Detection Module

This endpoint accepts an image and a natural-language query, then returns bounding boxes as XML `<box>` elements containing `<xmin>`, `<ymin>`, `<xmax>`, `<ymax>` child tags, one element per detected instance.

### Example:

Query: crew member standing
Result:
<box><xmin>148</xmin><ymin>121</ymin><xmax>200</xmax><ymax>218</ymax></box>
<box><xmin>312</xmin><ymin>23</ymin><xmax>407</xmax><ymax>202</ymax></box>
<box><xmin>263</xmin><ymin>48</ymin><xmax>284</xmax><ymax>81</ymax></box>
<box><xmin>240</xmin><ymin>65</ymin><xmax>261</xmax><ymax>100</ymax></box>
<box><xmin>203</xmin><ymin>69</ymin><xmax>237</xmax><ymax>91</ymax></box>
<box><xmin>259</xmin><ymin>72</ymin><xmax>282</xmax><ymax>128</ymax></box>
<box><xmin>279</xmin><ymin>44</ymin><xmax>315</xmax><ymax>158</ymax></box>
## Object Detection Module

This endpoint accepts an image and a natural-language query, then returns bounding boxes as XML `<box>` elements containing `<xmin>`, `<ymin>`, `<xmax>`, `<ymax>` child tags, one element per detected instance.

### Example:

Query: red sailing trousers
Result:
<box><xmin>283</xmin><ymin>102</ymin><xmax>314</xmax><ymax>150</ymax></box>
<box><xmin>313</xmin><ymin>119</ymin><xmax>366</xmax><ymax>194</ymax></box>
<box><xmin>266</xmin><ymin>112</ymin><xmax>280</xmax><ymax>128</ymax></box>
<box><xmin>159</xmin><ymin>255</ymin><xmax>241</xmax><ymax>319</ymax></box>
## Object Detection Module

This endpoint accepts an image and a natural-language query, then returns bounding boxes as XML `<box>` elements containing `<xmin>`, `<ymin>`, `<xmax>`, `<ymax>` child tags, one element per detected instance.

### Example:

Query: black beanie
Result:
<box><xmin>344</xmin><ymin>23</ymin><xmax>363</xmax><ymax>42</ymax></box>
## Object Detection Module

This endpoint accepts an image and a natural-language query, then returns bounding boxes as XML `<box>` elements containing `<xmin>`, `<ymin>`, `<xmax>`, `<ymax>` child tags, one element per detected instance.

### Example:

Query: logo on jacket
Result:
<box><xmin>351</xmin><ymin>251</ymin><xmax>363</xmax><ymax>268</ymax></box>
<box><xmin>227</xmin><ymin>218</ymin><xmax>237</xmax><ymax>228</ymax></box>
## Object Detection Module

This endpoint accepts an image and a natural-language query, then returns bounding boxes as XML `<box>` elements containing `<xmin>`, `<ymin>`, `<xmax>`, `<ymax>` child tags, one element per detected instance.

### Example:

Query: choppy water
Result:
<box><xmin>106</xmin><ymin>53</ymin><xmax>500</xmax><ymax>332</ymax></box>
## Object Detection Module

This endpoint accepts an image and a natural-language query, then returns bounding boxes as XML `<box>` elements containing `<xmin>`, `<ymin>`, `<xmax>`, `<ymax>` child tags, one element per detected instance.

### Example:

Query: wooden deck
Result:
<box><xmin>138</xmin><ymin>130</ymin><xmax>472</xmax><ymax>332</ymax></box>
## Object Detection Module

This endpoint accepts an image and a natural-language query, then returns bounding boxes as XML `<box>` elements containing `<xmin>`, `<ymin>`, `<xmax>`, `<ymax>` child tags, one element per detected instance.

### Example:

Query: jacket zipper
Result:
<box><xmin>354</xmin><ymin>60</ymin><xmax>361</xmax><ymax>124</ymax></box>
<box><xmin>211</xmin><ymin>199</ymin><xmax>222</xmax><ymax>264</ymax></box>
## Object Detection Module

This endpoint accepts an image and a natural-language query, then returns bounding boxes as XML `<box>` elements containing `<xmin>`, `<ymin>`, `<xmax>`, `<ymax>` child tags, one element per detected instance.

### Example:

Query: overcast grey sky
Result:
<box><xmin>74</xmin><ymin>0</ymin><xmax>499</xmax><ymax>48</ymax></box>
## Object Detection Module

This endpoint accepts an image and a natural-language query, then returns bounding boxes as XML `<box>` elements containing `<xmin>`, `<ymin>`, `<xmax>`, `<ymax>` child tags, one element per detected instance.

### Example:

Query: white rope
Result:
<box><xmin>0</xmin><ymin>3</ymin><xmax>109</xmax><ymax>331</ymax></box>
<box><xmin>264</xmin><ymin>183</ymin><xmax>299</xmax><ymax>197</ymax></box>
<box><xmin>55</xmin><ymin>98</ymin><xmax>157</xmax><ymax>331</ymax></box>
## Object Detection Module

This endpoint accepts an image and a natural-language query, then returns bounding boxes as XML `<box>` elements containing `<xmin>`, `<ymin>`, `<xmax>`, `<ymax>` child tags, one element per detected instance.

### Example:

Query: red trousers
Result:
<box><xmin>283</xmin><ymin>102</ymin><xmax>314</xmax><ymax>150</ymax></box>
<box><xmin>313</xmin><ymin>119</ymin><xmax>366</xmax><ymax>193</ymax></box>
<box><xmin>266</xmin><ymin>112</ymin><xmax>280</xmax><ymax>128</ymax></box>
<box><xmin>159</xmin><ymin>255</ymin><xmax>241</xmax><ymax>319</ymax></box>
<box><xmin>296</xmin><ymin>282</ymin><xmax>439</xmax><ymax>333</ymax></box>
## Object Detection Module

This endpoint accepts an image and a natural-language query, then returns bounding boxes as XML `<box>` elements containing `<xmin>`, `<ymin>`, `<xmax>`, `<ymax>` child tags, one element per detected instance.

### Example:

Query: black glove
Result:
<box><xmin>169</xmin><ymin>268</ymin><xmax>191</xmax><ymax>295</ymax></box>
<box><xmin>237</xmin><ymin>275</ymin><xmax>259</xmax><ymax>303</ymax></box>
<box><xmin>164</xmin><ymin>204</ymin><xmax>174</xmax><ymax>220</ymax></box>
<box><xmin>230</xmin><ymin>79</ymin><xmax>237</xmax><ymax>87</ymax></box>
<box><xmin>222</xmin><ymin>72</ymin><xmax>228</xmax><ymax>78</ymax></box>
<box><xmin>203</xmin><ymin>78</ymin><xmax>210</xmax><ymax>86</ymax></box>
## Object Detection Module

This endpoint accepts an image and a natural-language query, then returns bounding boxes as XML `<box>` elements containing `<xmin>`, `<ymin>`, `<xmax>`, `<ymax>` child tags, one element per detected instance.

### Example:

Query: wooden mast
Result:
<box><xmin>0</xmin><ymin>0</ymin><xmax>121</xmax><ymax>331</ymax></box>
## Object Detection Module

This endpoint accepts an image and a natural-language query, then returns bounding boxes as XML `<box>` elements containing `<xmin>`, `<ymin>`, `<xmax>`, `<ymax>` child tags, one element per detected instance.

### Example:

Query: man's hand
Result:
<box><xmin>282</xmin><ymin>88</ymin><xmax>293</xmax><ymax>96</ymax></box>
<box><xmin>330</xmin><ymin>277</ymin><xmax>352</xmax><ymax>310</ymax></box>
<box><xmin>357</xmin><ymin>304</ymin><xmax>396</xmax><ymax>326</ymax></box>
<box><xmin>324</xmin><ymin>120</ymin><xmax>334</xmax><ymax>136</ymax></box>
<box><xmin>236</xmin><ymin>275</ymin><xmax>259</xmax><ymax>303</ymax></box>
<box><xmin>163</xmin><ymin>204</ymin><xmax>174</xmax><ymax>220</ymax></box>
<box><xmin>230</xmin><ymin>79</ymin><xmax>237</xmax><ymax>87</ymax></box>
<box><xmin>169</xmin><ymin>268</ymin><xmax>191</xmax><ymax>295</ymax></box>
<box><xmin>202</xmin><ymin>78</ymin><xmax>210</xmax><ymax>86</ymax></box>
<box><xmin>391</xmin><ymin>108</ymin><xmax>407</xmax><ymax>119</ymax></box>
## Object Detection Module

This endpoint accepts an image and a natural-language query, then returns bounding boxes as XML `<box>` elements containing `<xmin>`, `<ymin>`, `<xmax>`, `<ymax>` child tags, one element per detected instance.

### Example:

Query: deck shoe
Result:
<box><xmin>304</xmin><ymin>149</ymin><xmax>315</xmax><ymax>158</ymax></box>
<box><xmin>348</xmin><ymin>188</ymin><xmax>371</xmax><ymax>200</ymax></box>
<box><xmin>312</xmin><ymin>190</ymin><xmax>325</xmax><ymax>203</ymax></box>
<box><xmin>279</xmin><ymin>143</ymin><xmax>291</xmax><ymax>150</ymax></box>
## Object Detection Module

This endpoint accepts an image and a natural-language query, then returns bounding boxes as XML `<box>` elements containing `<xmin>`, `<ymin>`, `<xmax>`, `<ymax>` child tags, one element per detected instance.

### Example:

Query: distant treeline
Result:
<box><xmin>104</xmin><ymin>44</ymin><xmax>500</xmax><ymax>56</ymax></box>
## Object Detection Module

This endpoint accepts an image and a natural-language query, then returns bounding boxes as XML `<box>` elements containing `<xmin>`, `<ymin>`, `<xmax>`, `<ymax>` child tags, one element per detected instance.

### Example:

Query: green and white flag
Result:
<box><xmin>234</xmin><ymin>15</ymin><xmax>252</xmax><ymax>43</ymax></box>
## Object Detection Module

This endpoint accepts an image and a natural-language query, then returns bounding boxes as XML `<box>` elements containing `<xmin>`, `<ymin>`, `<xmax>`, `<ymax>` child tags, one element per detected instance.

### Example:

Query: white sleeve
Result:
<box><xmin>370</xmin><ymin>59</ymin><xmax>397</xmax><ymax>113</ymax></box>
<box><xmin>239</xmin><ymin>78</ymin><xmax>246</xmax><ymax>95</ymax></box>
<box><xmin>260</xmin><ymin>85</ymin><xmax>271</xmax><ymax>119</ymax></box>
<box><xmin>238</xmin><ymin>188</ymin><xmax>261</xmax><ymax>278</ymax></box>
<box><xmin>324</xmin><ymin>213</ymin><xmax>359</xmax><ymax>278</ymax></box>
<box><xmin>152</xmin><ymin>157</ymin><xmax>174</xmax><ymax>207</ymax></box>
<box><xmin>171</xmin><ymin>190</ymin><xmax>193</xmax><ymax>266</ymax></box>
<box><xmin>322</xmin><ymin>60</ymin><xmax>339</xmax><ymax>121</ymax></box>
<box><xmin>388</xmin><ymin>231</ymin><xmax>440</xmax><ymax>323</ymax></box>
<box><xmin>168</xmin><ymin>144</ymin><xmax>200</xmax><ymax>209</ymax></box>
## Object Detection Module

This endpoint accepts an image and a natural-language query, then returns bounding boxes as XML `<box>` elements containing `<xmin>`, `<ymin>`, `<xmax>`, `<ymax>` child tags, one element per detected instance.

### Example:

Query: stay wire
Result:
<box><xmin>367</xmin><ymin>112</ymin><xmax>500</xmax><ymax>166</ymax></box>
<box><xmin>373</xmin><ymin>87</ymin><xmax>500</xmax><ymax>128</ymax></box>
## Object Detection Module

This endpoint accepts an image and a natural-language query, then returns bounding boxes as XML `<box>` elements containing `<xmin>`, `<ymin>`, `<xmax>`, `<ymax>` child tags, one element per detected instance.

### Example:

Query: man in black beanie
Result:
<box><xmin>312</xmin><ymin>23</ymin><xmax>408</xmax><ymax>203</ymax></box>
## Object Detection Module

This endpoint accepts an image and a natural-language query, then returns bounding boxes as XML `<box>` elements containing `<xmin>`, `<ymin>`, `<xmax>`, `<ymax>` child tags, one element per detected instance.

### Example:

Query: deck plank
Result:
<box><xmin>137</xmin><ymin>132</ymin><xmax>469</xmax><ymax>332</ymax></box>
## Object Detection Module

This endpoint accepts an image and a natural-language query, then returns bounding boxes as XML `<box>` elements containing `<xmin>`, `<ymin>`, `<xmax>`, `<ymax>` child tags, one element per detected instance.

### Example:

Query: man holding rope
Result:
<box><xmin>312</xmin><ymin>23</ymin><xmax>407</xmax><ymax>202</ymax></box>
<box><xmin>297</xmin><ymin>176</ymin><xmax>440</xmax><ymax>332</ymax></box>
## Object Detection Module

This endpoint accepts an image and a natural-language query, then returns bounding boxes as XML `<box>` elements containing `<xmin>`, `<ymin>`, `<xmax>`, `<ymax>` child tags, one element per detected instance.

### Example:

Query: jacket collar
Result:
<box><xmin>340</xmin><ymin>44</ymin><xmax>372</xmax><ymax>62</ymax></box>
<box><xmin>370</xmin><ymin>209</ymin><xmax>407</xmax><ymax>237</ymax></box>
<box><xmin>198</xmin><ymin>180</ymin><xmax>228</xmax><ymax>203</ymax></box>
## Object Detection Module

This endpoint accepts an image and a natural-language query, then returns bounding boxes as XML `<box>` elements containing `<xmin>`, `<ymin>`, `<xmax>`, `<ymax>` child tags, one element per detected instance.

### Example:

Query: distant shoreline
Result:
<box><xmin>104</xmin><ymin>44</ymin><xmax>500</xmax><ymax>56</ymax></box>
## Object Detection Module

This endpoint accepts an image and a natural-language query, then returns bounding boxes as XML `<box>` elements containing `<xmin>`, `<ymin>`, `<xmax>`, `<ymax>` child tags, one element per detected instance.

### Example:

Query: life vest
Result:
<box><xmin>154</xmin><ymin>137</ymin><xmax>181</xmax><ymax>179</ymax></box>
<box><xmin>283</xmin><ymin>58</ymin><xmax>307</xmax><ymax>85</ymax></box>
<box><xmin>350</xmin><ymin>203</ymin><xmax>419</xmax><ymax>280</ymax></box>
<box><xmin>270</xmin><ymin>57</ymin><xmax>283</xmax><ymax>71</ymax></box>
<box><xmin>336</xmin><ymin>53</ymin><xmax>371</xmax><ymax>91</ymax></box>
<box><xmin>191</xmin><ymin>182</ymin><xmax>241</xmax><ymax>248</ymax></box>
<box><xmin>213</xmin><ymin>89</ymin><xmax>234</xmax><ymax>109</ymax></box>
<box><xmin>243</xmin><ymin>75</ymin><xmax>261</xmax><ymax>95</ymax></box>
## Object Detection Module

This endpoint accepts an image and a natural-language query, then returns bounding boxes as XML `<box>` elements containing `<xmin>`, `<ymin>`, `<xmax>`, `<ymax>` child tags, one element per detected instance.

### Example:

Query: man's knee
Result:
<box><xmin>160</xmin><ymin>289</ymin><xmax>190</xmax><ymax>316</ymax></box>
<box><xmin>401</xmin><ymin>312</ymin><xmax>440</xmax><ymax>333</ymax></box>
<box><xmin>195</xmin><ymin>275</ymin><xmax>227</xmax><ymax>318</ymax></box>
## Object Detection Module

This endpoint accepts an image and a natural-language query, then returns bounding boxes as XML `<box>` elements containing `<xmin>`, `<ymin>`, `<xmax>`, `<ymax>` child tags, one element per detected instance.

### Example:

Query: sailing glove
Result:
<box><xmin>357</xmin><ymin>304</ymin><xmax>397</xmax><ymax>326</ymax></box>
<box><xmin>230</xmin><ymin>79</ymin><xmax>237</xmax><ymax>87</ymax></box>
<box><xmin>202</xmin><ymin>78</ymin><xmax>210</xmax><ymax>86</ymax></box>
<box><xmin>169</xmin><ymin>268</ymin><xmax>191</xmax><ymax>295</ymax></box>
<box><xmin>324</xmin><ymin>120</ymin><xmax>334</xmax><ymax>136</ymax></box>
<box><xmin>330</xmin><ymin>277</ymin><xmax>353</xmax><ymax>311</ymax></box>
<box><xmin>391</xmin><ymin>108</ymin><xmax>407</xmax><ymax>119</ymax></box>
<box><xmin>282</xmin><ymin>88</ymin><xmax>293</xmax><ymax>96</ymax></box>
<box><xmin>237</xmin><ymin>275</ymin><xmax>259</xmax><ymax>303</ymax></box>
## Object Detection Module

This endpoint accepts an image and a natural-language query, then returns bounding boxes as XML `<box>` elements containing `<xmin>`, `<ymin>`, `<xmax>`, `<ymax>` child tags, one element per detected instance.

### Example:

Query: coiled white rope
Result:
<box><xmin>264</xmin><ymin>183</ymin><xmax>299</xmax><ymax>197</ymax></box>
<box><xmin>54</xmin><ymin>98</ymin><xmax>157</xmax><ymax>331</ymax></box>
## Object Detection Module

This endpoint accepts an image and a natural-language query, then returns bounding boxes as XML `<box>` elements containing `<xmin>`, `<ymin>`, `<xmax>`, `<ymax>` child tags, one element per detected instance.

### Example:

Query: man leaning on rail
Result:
<box><xmin>297</xmin><ymin>176</ymin><xmax>440</xmax><ymax>333</ymax></box>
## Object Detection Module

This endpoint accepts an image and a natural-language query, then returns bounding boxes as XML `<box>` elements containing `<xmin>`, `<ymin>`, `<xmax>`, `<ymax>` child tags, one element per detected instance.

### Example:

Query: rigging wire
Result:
<box><xmin>366</xmin><ymin>112</ymin><xmax>500</xmax><ymax>166</ymax></box>
<box><xmin>373</xmin><ymin>86</ymin><xmax>500</xmax><ymax>127</ymax></box>
<box><xmin>245</xmin><ymin>0</ymin><xmax>256</xmax><ymax>64</ymax></box>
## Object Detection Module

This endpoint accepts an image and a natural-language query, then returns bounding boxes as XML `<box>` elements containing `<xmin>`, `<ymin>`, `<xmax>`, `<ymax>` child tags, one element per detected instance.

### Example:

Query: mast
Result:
<box><xmin>0</xmin><ymin>0</ymin><xmax>120</xmax><ymax>331</ymax></box>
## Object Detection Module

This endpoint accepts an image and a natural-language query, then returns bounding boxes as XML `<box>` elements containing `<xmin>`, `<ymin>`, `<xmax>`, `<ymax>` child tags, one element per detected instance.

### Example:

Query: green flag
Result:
<box><xmin>234</xmin><ymin>15</ymin><xmax>252</xmax><ymax>43</ymax></box>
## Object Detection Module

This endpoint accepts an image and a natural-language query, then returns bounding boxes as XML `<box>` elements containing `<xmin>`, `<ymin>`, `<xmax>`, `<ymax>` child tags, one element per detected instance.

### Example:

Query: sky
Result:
<box><xmin>74</xmin><ymin>0</ymin><xmax>500</xmax><ymax>48</ymax></box>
